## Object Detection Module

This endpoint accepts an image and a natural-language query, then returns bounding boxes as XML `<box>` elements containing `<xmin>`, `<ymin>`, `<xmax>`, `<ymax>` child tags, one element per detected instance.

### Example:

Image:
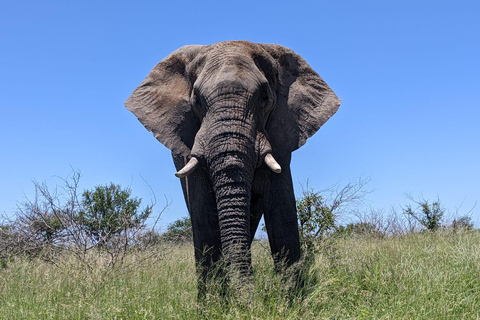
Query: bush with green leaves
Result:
<box><xmin>297</xmin><ymin>189</ymin><xmax>335</xmax><ymax>253</ymax></box>
<box><xmin>403</xmin><ymin>196</ymin><xmax>445</xmax><ymax>231</ymax></box>
<box><xmin>296</xmin><ymin>178</ymin><xmax>370</xmax><ymax>254</ymax></box>
<box><xmin>4</xmin><ymin>170</ymin><xmax>160</xmax><ymax>268</ymax></box>
<box><xmin>450</xmin><ymin>215</ymin><xmax>475</xmax><ymax>231</ymax></box>
<box><xmin>335</xmin><ymin>221</ymin><xmax>385</xmax><ymax>238</ymax></box>
<box><xmin>162</xmin><ymin>216</ymin><xmax>192</xmax><ymax>242</ymax></box>
<box><xmin>76</xmin><ymin>183</ymin><xmax>152</xmax><ymax>247</ymax></box>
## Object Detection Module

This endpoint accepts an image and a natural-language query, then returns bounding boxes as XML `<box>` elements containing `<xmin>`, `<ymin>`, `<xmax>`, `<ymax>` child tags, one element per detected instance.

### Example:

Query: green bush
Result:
<box><xmin>403</xmin><ymin>197</ymin><xmax>445</xmax><ymax>231</ymax></box>
<box><xmin>296</xmin><ymin>178</ymin><xmax>370</xmax><ymax>254</ymax></box>
<box><xmin>335</xmin><ymin>221</ymin><xmax>385</xmax><ymax>238</ymax></box>
<box><xmin>450</xmin><ymin>215</ymin><xmax>475</xmax><ymax>231</ymax></box>
<box><xmin>4</xmin><ymin>171</ymin><xmax>160</xmax><ymax>269</ymax></box>
<box><xmin>297</xmin><ymin>189</ymin><xmax>335</xmax><ymax>253</ymax></box>
<box><xmin>77</xmin><ymin>183</ymin><xmax>152</xmax><ymax>247</ymax></box>
<box><xmin>162</xmin><ymin>217</ymin><xmax>192</xmax><ymax>243</ymax></box>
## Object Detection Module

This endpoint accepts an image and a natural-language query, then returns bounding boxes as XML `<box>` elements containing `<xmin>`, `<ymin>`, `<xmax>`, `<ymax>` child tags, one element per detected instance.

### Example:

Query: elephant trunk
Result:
<box><xmin>210</xmin><ymin>154</ymin><xmax>254</xmax><ymax>278</ymax></box>
<box><xmin>203</xmin><ymin>93</ymin><xmax>257</xmax><ymax>278</ymax></box>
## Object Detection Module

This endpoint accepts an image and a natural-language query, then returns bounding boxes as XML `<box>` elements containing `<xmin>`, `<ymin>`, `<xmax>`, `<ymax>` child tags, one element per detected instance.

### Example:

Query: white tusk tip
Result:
<box><xmin>272</xmin><ymin>166</ymin><xmax>282</xmax><ymax>174</ymax></box>
<box><xmin>175</xmin><ymin>157</ymin><xmax>199</xmax><ymax>178</ymax></box>
<box><xmin>264</xmin><ymin>153</ymin><xmax>282</xmax><ymax>174</ymax></box>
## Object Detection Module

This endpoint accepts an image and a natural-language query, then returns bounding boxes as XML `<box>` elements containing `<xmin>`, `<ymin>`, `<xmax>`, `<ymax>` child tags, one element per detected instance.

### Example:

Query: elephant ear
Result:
<box><xmin>260</xmin><ymin>44</ymin><xmax>341</xmax><ymax>156</ymax></box>
<box><xmin>125</xmin><ymin>45</ymin><xmax>205</xmax><ymax>156</ymax></box>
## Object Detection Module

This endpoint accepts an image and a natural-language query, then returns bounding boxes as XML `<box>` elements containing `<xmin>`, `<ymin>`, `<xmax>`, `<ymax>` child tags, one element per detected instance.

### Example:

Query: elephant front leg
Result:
<box><xmin>173</xmin><ymin>154</ymin><xmax>222</xmax><ymax>299</ymax></box>
<box><xmin>263</xmin><ymin>154</ymin><xmax>301</xmax><ymax>268</ymax></box>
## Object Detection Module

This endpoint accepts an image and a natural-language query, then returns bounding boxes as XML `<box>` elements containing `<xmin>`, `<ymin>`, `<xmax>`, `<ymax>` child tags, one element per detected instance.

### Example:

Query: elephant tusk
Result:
<box><xmin>264</xmin><ymin>153</ymin><xmax>282</xmax><ymax>174</ymax></box>
<box><xmin>175</xmin><ymin>157</ymin><xmax>199</xmax><ymax>178</ymax></box>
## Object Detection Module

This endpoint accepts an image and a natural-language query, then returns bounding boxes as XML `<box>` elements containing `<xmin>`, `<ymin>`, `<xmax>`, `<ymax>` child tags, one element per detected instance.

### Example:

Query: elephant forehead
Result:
<box><xmin>204</xmin><ymin>52</ymin><xmax>256</xmax><ymax>75</ymax></box>
<box><xmin>189</xmin><ymin>42</ymin><xmax>274</xmax><ymax>90</ymax></box>
<box><xmin>199</xmin><ymin>42</ymin><xmax>260</xmax><ymax>71</ymax></box>
<box><xmin>195</xmin><ymin>57</ymin><xmax>267</xmax><ymax>94</ymax></box>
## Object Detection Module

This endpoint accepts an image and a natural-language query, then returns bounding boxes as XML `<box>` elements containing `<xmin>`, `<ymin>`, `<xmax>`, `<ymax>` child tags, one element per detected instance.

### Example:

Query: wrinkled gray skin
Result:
<box><xmin>126</xmin><ymin>41</ymin><xmax>340</xmax><ymax>294</ymax></box>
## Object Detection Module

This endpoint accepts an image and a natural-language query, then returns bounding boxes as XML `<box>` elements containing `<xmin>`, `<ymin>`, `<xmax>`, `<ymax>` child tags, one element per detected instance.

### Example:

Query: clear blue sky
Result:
<box><xmin>1</xmin><ymin>0</ymin><xmax>479</xmax><ymax>229</ymax></box>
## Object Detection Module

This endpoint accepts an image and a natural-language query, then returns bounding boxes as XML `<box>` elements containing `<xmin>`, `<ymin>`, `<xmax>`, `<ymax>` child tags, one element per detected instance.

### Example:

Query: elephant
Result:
<box><xmin>125</xmin><ymin>40</ymin><xmax>340</xmax><ymax>295</ymax></box>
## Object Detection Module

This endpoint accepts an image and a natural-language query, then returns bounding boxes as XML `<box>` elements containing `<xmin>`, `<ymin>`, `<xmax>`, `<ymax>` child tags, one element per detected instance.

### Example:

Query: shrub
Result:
<box><xmin>450</xmin><ymin>216</ymin><xmax>475</xmax><ymax>231</ymax></box>
<box><xmin>402</xmin><ymin>196</ymin><xmax>445</xmax><ymax>231</ymax></box>
<box><xmin>76</xmin><ymin>183</ymin><xmax>152</xmax><ymax>248</ymax></box>
<box><xmin>335</xmin><ymin>221</ymin><xmax>385</xmax><ymax>238</ymax></box>
<box><xmin>297</xmin><ymin>189</ymin><xmax>335</xmax><ymax>253</ymax></box>
<box><xmin>296</xmin><ymin>178</ymin><xmax>370</xmax><ymax>254</ymax></box>
<box><xmin>162</xmin><ymin>217</ymin><xmax>192</xmax><ymax>243</ymax></box>
<box><xmin>4</xmin><ymin>170</ymin><xmax>163</xmax><ymax>269</ymax></box>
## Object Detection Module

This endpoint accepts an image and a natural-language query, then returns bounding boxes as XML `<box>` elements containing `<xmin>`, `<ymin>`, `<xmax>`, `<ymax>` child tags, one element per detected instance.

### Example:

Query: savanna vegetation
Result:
<box><xmin>1</xmin><ymin>172</ymin><xmax>478</xmax><ymax>319</ymax></box>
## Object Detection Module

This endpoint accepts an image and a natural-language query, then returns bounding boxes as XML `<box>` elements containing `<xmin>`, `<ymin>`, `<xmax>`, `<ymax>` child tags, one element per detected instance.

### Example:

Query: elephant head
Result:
<box><xmin>126</xmin><ymin>41</ymin><xmax>340</xmax><ymax>281</ymax></box>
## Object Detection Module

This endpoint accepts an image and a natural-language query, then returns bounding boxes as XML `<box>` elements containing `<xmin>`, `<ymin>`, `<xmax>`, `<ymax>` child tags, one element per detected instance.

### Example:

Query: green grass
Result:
<box><xmin>1</xmin><ymin>231</ymin><xmax>479</xmax><ymax>319</ymax></box>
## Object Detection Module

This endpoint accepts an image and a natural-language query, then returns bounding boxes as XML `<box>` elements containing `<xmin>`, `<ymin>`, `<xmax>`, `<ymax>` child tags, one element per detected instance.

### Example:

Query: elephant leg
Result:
<box><xmin>249</xmin><ymin>192</ymin><xmax>265</xmax><ymax>244</ymax></box>
<box><xmin>172</xmin><ymin>154</ymin><xmax>222</xmax><ymax>299</ymax></box>
<box><xmin>263</xmin><ymin>154</ymin><xmax>300</xmax><ymax>268</ymax></box>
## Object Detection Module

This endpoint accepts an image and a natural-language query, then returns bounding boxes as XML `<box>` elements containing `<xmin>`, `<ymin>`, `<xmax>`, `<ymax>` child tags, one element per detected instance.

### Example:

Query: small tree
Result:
<box><xmin>296</xmin><ymin>178</ymin><xmax>370</xmax><ymax>254</ymax></box>
<box><xmin>402</xmin><ymin>195</ymin><xmax>445</xmax><ymax>231</ymax></box>
<box><xmin>450</xmin><ymin>216</ymin><xmax>475</xmax><ymax>231</ymax></box>
<box><xmin>162</xmin><ymin>217</ymin><xmax>192</xmax><ymax>243</ymax></box>
<box><xmin>297</xmin><ymin>190</ymin><xmax>335</xmax><ymax>252</ymax></box>
<box><xmin>76</xmin><ymin>183</ymin><xmax>152</xmax><ymax>247</ymax></box>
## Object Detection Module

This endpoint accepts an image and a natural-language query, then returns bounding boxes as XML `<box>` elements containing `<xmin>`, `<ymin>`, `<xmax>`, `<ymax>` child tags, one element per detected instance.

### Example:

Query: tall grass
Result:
<box><xmin>1</xmin><ymin>231</ymin><xmax>479</xmax><ymax>319</ymax></box>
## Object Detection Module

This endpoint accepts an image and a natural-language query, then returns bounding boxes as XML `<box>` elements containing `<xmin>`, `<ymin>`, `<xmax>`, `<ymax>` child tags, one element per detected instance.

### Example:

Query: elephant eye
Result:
<box><xmin>261</xmin><ymin>94</ymin><xmax>269</xmax><ymax>107</ymax></box>
<box><xmin>192</xmin><ymin>89</ymin><xmax>203</xmax><ymax>107</ymax></box>
<box><xmin>259</xmin><ymin>84</ymin><xmax>275</xmax><ymax>113</ymax></box>
<box><xmin>191</xmin><ymin>90</ymin><xmax>206</xmax><ymax>119</ymax></box>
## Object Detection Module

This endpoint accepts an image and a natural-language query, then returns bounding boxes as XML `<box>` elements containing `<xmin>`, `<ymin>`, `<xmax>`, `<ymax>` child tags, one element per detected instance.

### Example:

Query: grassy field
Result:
<box><xmin>1</xmin><ymin>231</ymin><xmax>479</xmax><ymax>319</ymax></box>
